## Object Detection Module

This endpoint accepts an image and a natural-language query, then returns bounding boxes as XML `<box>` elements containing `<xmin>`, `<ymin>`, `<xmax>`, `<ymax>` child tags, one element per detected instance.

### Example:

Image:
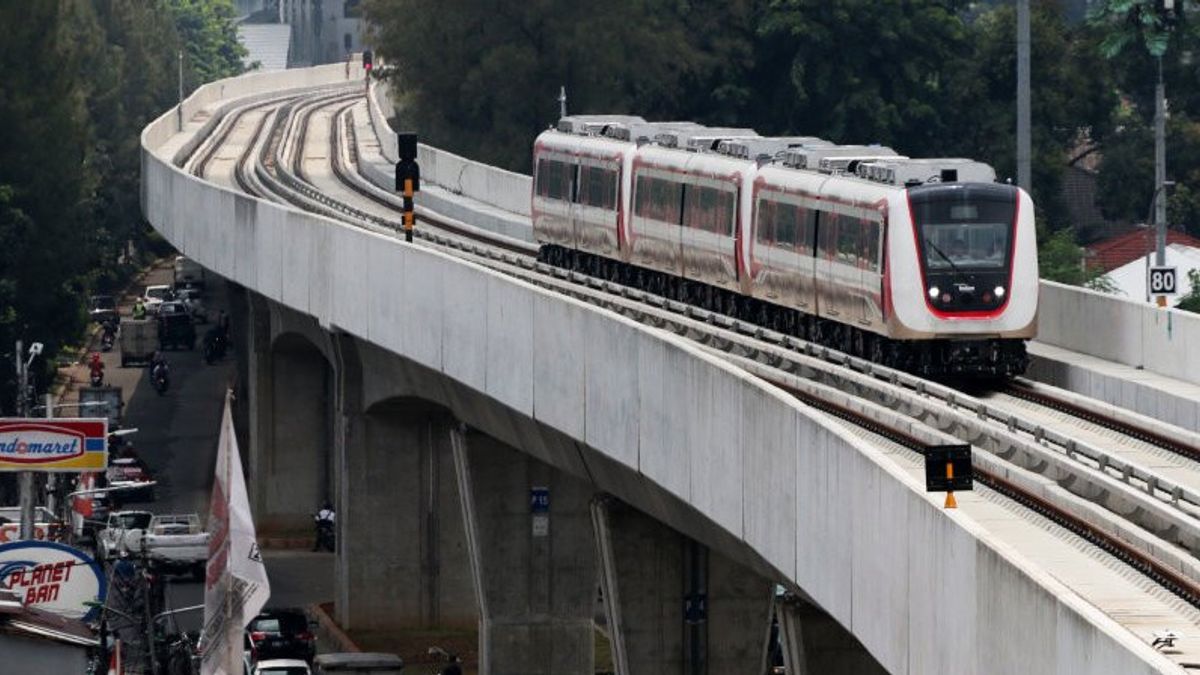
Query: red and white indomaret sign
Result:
<box><xmin>201</xmin><ymin>392</ymin><xmax>270</xmax><ymax>675</ymax></box>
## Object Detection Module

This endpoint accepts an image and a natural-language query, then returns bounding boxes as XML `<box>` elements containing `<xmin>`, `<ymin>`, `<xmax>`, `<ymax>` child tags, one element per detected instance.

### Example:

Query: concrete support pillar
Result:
<box><xmin>246</xmin><ymin>293</ymin><xmax>273</xmax><ymax>523</ymax></box>
<box><xmin>450</xmin><ymin>427</ymin><xmax>596</xmax><ymax>675</ymax></box>
<box><xmin>263</xmin><ymin>336</ymin><xmax>330</xmax><ymax>532</ymax></box>
<box><xmin>592</xmin><ymin>498</ymin><xmax>773</xmax><ymax>675</ymax></box>
<box><xmin>776</xmin><ymin>595</ymin><xmax>887</xmax><ymax>675</ymax></box>
<box><xmin>337</xmin><ymin>401</ymin><xmax>475</xmax><ymax>632</ymax></box>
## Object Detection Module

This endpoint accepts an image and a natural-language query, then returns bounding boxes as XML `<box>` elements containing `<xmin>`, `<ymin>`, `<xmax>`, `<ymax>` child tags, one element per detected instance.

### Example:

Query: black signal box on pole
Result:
<box><xmin>396</xmin><ymin>132</ymin><xmax>420</xmax><ymax>242</ymax></box>
<box><xmin>362</xmin><ymin>49</ymin><xmax>373</xmax><ymax>71</ymax></box>
<box><xmin>924</xmin><ymin>444</ymin><xmax>972</xmax><ymax>502</ymax></box>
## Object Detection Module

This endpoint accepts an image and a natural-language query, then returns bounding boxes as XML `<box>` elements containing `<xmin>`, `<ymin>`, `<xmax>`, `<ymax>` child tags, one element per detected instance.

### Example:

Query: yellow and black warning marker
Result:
<box><xmin>924</xmin><ymin>444</ymin><xmax>972</xmax><ymax>509</ymax></box>
<box><xmin>395</xmin><ymin>132</ymin><xmax>420</xmax><ymax>242</ymax></box>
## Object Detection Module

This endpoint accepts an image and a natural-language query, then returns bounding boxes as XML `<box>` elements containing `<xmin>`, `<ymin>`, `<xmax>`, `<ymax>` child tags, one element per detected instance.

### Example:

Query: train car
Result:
<box><xmin>531</xmin><ymin>117</ymin><xmax>1037</xmax><ymax>377</ymax></box>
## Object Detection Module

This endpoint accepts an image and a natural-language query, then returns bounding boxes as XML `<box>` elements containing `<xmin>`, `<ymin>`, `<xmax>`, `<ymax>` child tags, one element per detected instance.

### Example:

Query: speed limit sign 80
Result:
<box><xmin>1149</xmin><ymin>266</ymin><xmax>1178</xmax><ymax>295</ymax></box>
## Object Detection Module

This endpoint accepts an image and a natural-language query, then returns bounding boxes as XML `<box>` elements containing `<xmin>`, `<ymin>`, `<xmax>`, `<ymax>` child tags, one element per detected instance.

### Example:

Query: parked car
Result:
<box><xmin>143</xmin><ymin>284</ymin><xmax>173</xmax><ymax>315</ymax></box>
<box><xmin>89</xmin><ymin>295</ymin><xmax>117</xmax><ymax>324</ymax></box>
<box><xmin>106</xmin><ymin>457</ymin><xmax>155</xmax><ymax>504</ymax></box>
<box><xmin>247</xmin><ymin>609</ymin><xmax>317</xmax><ymax>663</ymax></box>
<box><xmin>254</xmin><ymin>659</ymin><xmax>312</xmax><ymax>675</ymax></box>
<box><xmin>158</xmin><ymin>304</ymin><xmax>196</xmax><ymax>350</ymax></box>
<box><xmin>176</xmin><ymin>287</ymin><xmax>208</xmax><ymax>322</ymax></box>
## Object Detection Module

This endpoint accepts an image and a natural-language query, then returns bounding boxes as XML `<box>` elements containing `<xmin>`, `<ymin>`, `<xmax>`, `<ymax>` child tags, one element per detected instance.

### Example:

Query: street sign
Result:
<box><xmin>684</xmin><ymin>592</ymin><xmax>707</xmax><ymax>624</ymax></box>
<box><xmin>0</xmin><ymin>541</ymin><xmax>106</xmax><ymax>620</ymax></box>
<box><xmin>530</xmin><ymin>486</ymin><xmax>550</xmax><ymax>513</ymax></box>
<box><xmin>1149</xmin><ymin>266</ymin><xmax>1178</xmax><ymax>296</ymax></box>
<box><xmin>0</xmin><ymin>418</ymin><xmax>108</xmax><ymax>471</ymax></box>
<box><xmin>924</xmin><ymin>444</ymin><xmax>973</xmax><ymax>493</ymax></box>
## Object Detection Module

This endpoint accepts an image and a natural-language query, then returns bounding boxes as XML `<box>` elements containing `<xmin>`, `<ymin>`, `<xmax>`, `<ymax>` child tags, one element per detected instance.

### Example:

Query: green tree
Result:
<box><xmin>169</xmin><ymin>0</ymin><xmax>247</xmax><ymax>89</ymax></box>
<box><xmin>753</xmin><ymin>0</ymin><xmax>971</xmax><ymax>154</ymax></box>
<box><xmin>1178</xmin><ymin>269</ymin><xmax>1200</xmax><ymax>312</ymax></box>
<box><xmin>942</xmin><ymin>4</ymin><xmax>1118</xmax><ymax>232</ymax></box>
<box><xmin>1038</xmin><ymin>228</ymin><xmax>1115</xmax><ymax>290</ymax></box>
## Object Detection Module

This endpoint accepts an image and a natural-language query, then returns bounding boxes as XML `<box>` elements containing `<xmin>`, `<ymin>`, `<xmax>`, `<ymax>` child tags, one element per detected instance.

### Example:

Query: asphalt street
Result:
<box><xmin>95</xmin><ymin>264</ymin><xmax>332</xmax><ymax>644</ymax></box>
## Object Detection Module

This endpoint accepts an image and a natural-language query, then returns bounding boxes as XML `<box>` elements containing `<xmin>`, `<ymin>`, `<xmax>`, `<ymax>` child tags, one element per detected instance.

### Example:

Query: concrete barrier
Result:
<box><xmin>141</xmin><ymin>71</ymin><xmax>1183</xmax><ymax>675</ymax></box>
<box><xmin>365</xmin><ymin>81</ymin><xmax>532</xmax><ymax>217</ymax></box>
<box><xmin>1037</xmin><ymin>281</ymin><xmax>1200</xmax><ymax>386</ymax></box>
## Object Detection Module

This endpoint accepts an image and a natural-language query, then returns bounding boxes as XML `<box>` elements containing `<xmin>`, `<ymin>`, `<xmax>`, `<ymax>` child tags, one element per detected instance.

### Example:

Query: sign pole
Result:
<box><xmin>44</xmin><ymin>394</ymin><xmax>57</xmax><ymax>520</ymax></box>
<box><xmin>16</xmin><ymin>340</ymin><xmax>33</xmax><ymax>540</ymax></box>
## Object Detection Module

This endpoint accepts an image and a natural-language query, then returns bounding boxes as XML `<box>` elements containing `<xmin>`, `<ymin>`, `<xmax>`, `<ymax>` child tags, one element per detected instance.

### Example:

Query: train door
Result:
<box><xmin>814</xmin><ymin>211</ymin><xmax>837</xmax><ymax>319</ymax></box>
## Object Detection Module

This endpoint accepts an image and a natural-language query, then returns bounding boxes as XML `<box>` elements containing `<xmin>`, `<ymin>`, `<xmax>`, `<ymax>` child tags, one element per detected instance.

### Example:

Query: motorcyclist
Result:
<box><xmin>149</xmin><ymin>351</ymin><xmax>169</xmax><ymax>384</ymax></box>
<box><xmin>88</xmin><ymin>352</ymin><xmax>104</xmax><ymax>385</ymax></box>
<box><xmin>132</xmin><ymin>299</ymin><xmax>147</xmax><ymax>320</ymax></box>
<box><xmin>313</xmin><ymin>501</ymin><xmax>335</xmax><ymax>552</ymax></box>
<box><xmin>203</xmin><ymin>323</ymin><xmax>227</xmax><ymax>360</ymax></box>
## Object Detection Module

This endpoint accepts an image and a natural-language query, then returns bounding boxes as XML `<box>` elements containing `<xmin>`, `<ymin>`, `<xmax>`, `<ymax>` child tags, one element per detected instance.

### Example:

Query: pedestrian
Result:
<box><xmin>132</xmin><ymin>299</ymin><xmax>146</xmax><ymax>320</ymax></box>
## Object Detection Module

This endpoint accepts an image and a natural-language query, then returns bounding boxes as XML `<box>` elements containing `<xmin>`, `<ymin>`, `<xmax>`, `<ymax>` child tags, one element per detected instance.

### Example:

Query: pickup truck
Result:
<box><xmin>98</xmin><ymin>512</ymin><xmax>209</xmax><ymax>579</ymax></box>
<box><xmin>97</xmin><ymin>510</ymin><xmax>153</xmax><ymax>560</ymax></box>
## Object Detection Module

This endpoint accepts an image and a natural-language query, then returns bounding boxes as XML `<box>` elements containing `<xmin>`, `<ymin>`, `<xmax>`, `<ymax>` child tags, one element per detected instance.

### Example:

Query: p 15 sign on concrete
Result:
<box><xmin>0</xmin><ymin>419</ymin><xmax>108</xmax><ymax>471</ymax></box>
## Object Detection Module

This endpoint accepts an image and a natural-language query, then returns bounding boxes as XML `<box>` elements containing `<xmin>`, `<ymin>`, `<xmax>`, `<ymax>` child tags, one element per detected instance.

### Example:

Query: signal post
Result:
<box><xmin>395</xmin><ymin>133</ymin><xmax>420</xmax><ymax>242</ymax></box>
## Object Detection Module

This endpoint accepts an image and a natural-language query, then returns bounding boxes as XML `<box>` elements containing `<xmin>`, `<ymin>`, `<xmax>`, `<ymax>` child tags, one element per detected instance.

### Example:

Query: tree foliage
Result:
<box><xmin>0</xmin><ymin>0</ymin><xmax>245</xmax><ymax>412</ymax></box>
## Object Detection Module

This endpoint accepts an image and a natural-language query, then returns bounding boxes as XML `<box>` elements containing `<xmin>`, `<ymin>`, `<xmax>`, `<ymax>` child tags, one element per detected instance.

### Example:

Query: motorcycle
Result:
<box><xmin>100</xmin><ymin>321</ymin><xmax>117</xmax><ymax>352</ymax></box>
<box><xmin>202</xmin><ymin>330</ymin><xmax>227</xmax><ymax>365</ymax></box>
<box><xmin>313</xmin><ymin>516</ymin><xmax>335</xmax><ymax>552</ymax></box>
<box><xmin>151</xmin><ymin>363</ymin><xmax>170</xmax><ymax>395</ymax></box>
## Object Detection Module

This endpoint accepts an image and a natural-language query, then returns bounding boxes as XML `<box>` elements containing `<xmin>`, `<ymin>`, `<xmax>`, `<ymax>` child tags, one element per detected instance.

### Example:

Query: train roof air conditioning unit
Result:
<box><xmin>653</xmin><ymin>127</ymin><xmax>758</xmax><ymax>150</ymax></box>
<box><xmin>818</xmin><ymin>155</ymin><xmax>909</xmax><ymax>175</ymax></box>
<box><xmin>557</xmin><ymin>115</ymin><xmax>647</xmax><ymax>136</ymax></box>
<box><xmin>856</xmin><ymin>158</ymin><xmax>995</xmax><ymax>186</ymax></box>
<box><xmin>781</xmin><ymin>145</ymin><xmax>898</xmax><ymax>170</ymax></box>
<box><xmin>604</xmin><ymin>121</ymin><xmax>702</xmax><ymax>143</ymax></box>
<box><xmin>715</xmin><ymin>137</ymin><xmax>831</xmax><ymax>160</ymax></box>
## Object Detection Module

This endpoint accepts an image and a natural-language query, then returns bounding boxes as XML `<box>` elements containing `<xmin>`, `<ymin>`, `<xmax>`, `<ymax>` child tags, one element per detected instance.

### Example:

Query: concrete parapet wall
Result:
<box><xmin>141</xmin><ymin>70</ymin><xmax>1183</xmax><ymax>674</ymax></box>
<box><xmin>1038</xmin><ymin>281</ymin><xmax>1200</xmax><ymax>386</ymax></box>
<box><xmin>364</xmin><ymin>81</ymin><xmax>532</xmax><ymax>217</ymax></box>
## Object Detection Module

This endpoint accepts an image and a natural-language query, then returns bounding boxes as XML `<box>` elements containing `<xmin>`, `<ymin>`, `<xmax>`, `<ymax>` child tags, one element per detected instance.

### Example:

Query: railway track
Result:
<box><xmin>180</xmin><ymin>85</ymin><xmax>1200</xmax><ymax>660</ymax></box>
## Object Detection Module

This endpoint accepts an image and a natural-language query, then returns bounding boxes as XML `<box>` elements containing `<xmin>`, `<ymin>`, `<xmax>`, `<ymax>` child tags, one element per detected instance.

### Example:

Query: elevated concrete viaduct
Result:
<box><xmin>140</xmin><ymin>63</ymin><xmax>1183</xmax><ymax>674</ymax></box>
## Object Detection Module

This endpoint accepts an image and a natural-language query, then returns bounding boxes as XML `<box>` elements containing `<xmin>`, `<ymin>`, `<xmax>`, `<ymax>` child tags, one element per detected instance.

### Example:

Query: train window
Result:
<box><xmin>836</xmin><ymin>215</ymin><xmax>859</xmax><ymax>265</ymax></box>
<box><xmin>580</xmin><ymin>166</ymin><xmax>617</xmax><ymax>210</ymax></box>
<box><xmin>776</xmin><ymin>202</ymin><xmax>799</xmax><ymax>248</ymax></box>
<box><xmin>635</xmin><ymin>175</ymin><xmax>683</xmax><ymax>224</ymax></box>
<box><xmin>863</xmin><ymin>221</ymin><xmax>881</xmax><ymax>272</ymax></box>
<box><xmin>685</xmin><ymin>185</ymin><xmax>730</xmax><ymax>234</ymax></box>
<box><xmin>755</xmin><ymin>198</ymin><xmax>776</xmax><ymax>244</ymax></box>
<box><xmin>818</xmin><ymin>212</ymin><xmax>837</xmax><ymax>258</ymax></box>
<box><xmin>536</xmin><ymin>158</ymin><xmax>573</xmax><ymax>202</ymax></box>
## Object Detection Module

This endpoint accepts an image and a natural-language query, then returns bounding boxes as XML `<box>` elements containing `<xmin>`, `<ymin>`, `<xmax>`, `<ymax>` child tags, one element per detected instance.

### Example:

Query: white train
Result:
<box><xmin>532</xmin><ymin>116</ymin><xmax>1038</xmax><ymax>377</ymax></box>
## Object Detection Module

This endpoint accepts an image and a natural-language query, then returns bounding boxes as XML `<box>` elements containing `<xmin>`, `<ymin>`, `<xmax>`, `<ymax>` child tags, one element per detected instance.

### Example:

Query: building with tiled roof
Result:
<box><xmin>1084</xmin><ymin>227</ymin><xmax>1200</xmax><ymax>274</ymax></box>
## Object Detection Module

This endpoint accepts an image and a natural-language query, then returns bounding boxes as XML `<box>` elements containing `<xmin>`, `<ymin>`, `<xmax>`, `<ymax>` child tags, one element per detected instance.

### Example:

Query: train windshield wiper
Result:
<box><xmin>924</xmin><ymin>238</ymin><xmax>966</xmax><ymax>280</ymax></box>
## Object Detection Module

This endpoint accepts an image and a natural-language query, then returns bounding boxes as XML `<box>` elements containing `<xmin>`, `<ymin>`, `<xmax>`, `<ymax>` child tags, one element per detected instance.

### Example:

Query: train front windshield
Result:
<box><xmin>909</xmin><ymin>183</ymin><xmax>1019</xmax><ymax>311</ymax></box>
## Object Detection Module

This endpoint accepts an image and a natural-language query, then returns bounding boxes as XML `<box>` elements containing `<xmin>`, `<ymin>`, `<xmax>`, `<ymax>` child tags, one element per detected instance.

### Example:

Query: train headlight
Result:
<box><xmin>928</xmin><ymin>286</ymin><xmax>940</xmax><ymax>300</ymax></box>
<box><xmin>994</xmin><ymin>286</ymin><xmax>1006</xmax><ymax>299</ymax></box>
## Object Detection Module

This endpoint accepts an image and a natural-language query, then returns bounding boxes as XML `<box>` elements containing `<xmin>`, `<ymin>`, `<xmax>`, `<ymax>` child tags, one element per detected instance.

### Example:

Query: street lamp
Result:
<box><xmin>1144</xmin><ymin>179</ymin><xmax>1177</xmax><ymax>304</ymax></box>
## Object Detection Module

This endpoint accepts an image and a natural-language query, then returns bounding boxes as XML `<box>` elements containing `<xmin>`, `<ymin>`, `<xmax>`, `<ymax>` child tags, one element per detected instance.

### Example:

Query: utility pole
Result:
<box><xmin>1154</xmin><ymin>55</ymin><xmax>1168</xmax><ymax>307</ymax></box>
<box><xmin>15</xmin><ymin>340</ymin><xmax>33</xmax><ymax>540</ymax></box>
<box><xmin>1016</xmin><ymin>0</ymin><xmax>1031</xmax><ymax>193</ymax></box>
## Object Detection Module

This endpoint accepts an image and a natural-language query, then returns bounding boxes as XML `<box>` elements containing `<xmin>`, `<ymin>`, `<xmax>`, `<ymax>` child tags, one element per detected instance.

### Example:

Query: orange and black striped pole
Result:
<box><xmin>395</xmin><ymin>132</ymin><xmax>420</xmax><ymax>243</ymax></box>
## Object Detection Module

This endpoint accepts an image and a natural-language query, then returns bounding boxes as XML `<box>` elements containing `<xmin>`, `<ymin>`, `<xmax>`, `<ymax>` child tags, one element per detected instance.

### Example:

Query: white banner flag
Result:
<box><xmin>202</xmin><ymin>392</ymin><xmax>270</xmax><ymax>675</ymax></box>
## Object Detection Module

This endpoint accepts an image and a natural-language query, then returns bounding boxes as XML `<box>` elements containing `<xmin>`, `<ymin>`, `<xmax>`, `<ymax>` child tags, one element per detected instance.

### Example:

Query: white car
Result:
<box><xmin>143</xmin><ymin>284</ymin><xmax>173</xmax><ymax>315</ymax></box>
<box><xmin>253</xmin><ymin>659</ymin><xmax>311</xmax><ymax>675</ymax></box>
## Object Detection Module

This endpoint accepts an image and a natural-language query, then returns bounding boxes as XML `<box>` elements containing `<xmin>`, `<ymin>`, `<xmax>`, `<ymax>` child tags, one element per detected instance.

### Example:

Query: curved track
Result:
<box><xmin>180</xmin><ymin>85</ymin><xmax>1200</xmax><ymax>666</ymax></box>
